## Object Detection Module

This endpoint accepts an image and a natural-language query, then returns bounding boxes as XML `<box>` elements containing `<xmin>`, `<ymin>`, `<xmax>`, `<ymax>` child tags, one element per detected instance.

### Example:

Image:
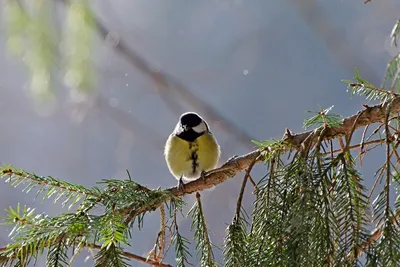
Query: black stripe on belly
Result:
<box><xmin>191</xmin><ymin>151</ymin><xmax>199</xmax><ymax>175</ymax></box>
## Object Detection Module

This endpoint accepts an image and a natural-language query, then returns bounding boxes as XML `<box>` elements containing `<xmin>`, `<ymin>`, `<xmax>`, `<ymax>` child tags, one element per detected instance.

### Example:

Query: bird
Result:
<box><xmin>164</xmin><ymin>112</ymin><xmax>220</xmax><ymax>190</ymax></box>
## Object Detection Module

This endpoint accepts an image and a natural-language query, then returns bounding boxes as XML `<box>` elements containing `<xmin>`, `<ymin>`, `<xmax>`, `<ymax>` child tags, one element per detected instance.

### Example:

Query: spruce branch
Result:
<box><xmin>223</xmin><ymin>159</ymin><xmax>256</xmax><ymax>267</ymax></box>
<box><xmin>0</xmin><ymin>239</ymin><xmax>173</xmax><ymax>267</ymax></box>
<box><xmin>189</xmin><ymin>193</ymin><xmax>215</xmax><ymax>267</ymax></box>
<box><xmin>171</xmin><ymin>212</ymin><xmax>191</xmax><ymax>267</ymax></box>
<box><xmin>1</xmin><ymin>97</ymin><xmax>400</xmax><ymax>265</ymax></box>
<box><xmin>117</xmin><ymin>96</ymin><xmax>400</xmax><ymax>222</ymax></box>
<box><xmin>89</xmin><ymin>243</ymin><xmax>172</xmax><ymax>267</ymax></box>
<box><xmin>0</xmin><ymin>167</ymin><xmax>101</xmax><ymax>209</ymax></box>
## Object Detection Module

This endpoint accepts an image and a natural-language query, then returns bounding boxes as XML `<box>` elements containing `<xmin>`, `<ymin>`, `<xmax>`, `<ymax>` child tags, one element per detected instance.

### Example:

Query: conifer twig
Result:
<box><xmin>91</xmin><ymin>244</ymin><xmax>172</xmax><ymax>267</ymax></box>
<box><xmin>1</xmin><ymin>168</ymin><xmax>100</xmax><ymax>199</ymax></box>
<box><xmin>322</xmin><ymin>138</ymin><xmax>385</xmax><ymax>155</ymax></box>
<box><xmin>234</xmin><ymin>156</ymin><xmax>258</xmax><ymax>222</ymax></box>
<box><xmin>0</xmin><ymin>243</ymin><xmax>172</xmax><ymax>267</ymax></box>
<box><xmin>349</xmin><ymin>84</ymin><xmax>400</xmax><ymax>96</ymax></box>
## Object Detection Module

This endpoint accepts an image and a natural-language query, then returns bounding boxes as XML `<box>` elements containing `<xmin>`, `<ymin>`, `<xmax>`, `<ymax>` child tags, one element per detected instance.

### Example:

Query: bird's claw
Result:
<box><xmin>178</xmin><ymin>177</ymin><xmax>185</xmax><ymax>191</ymax></box>
<box><xmin>200</xmin><ymin>170</ymin><xmax>207</xmax><ymax>184</ymax></box>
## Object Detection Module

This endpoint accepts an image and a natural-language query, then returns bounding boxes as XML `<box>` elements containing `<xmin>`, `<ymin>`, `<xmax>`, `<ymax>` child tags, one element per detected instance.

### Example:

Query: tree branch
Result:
<box><xmin>121</xmin><ymin>96</ymin><xmax>400</xmax><ymax>221</ymax></box>
<box><xmin>89</xmin><ymin>243</ymin><xmax>172</xmax><ymax>267</ymax></box>
<box><xmin>0</xmin><ymin>243</ymin><xmax>172</xmax><ymax>267</ymax></box>
<box><xmin>57</xmin><ymin>0</ymin><xmax>256</xmax><ymax>149</ymax></box>
<box><xmin>234</xmin><ymin>157</ymin><xmax>258</xmax><ymax>221</ymax></box>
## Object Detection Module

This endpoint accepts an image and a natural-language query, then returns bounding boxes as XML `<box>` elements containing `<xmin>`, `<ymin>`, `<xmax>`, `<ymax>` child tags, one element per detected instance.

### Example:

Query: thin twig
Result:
<box><xmin>68</xmin><ymin>245</ymin><xmax>83</xmax><ymax>267</ymax></box>
<box><xmin>384</xmin><ymin>103</ymin><xmax>392</xmax><ymax>221</ymax></box>
<box><xmin>247</xmin><ymin>175</ymin><xmax>258</xmax><ymax>190</ymax></box>
<box><xmin>322</xmin><ymin>139</ymin><xmax>385</xmax><ymax>156</ymax></box>
<box><xmin>89</xmin><ymin>243</ymin><xmax>172</xmax><ymax>267</ymax></box>
<box><xmin>158</xmin><ymin>204</ymin><xmax>166</xmax><ymax>262</ymax></box>
<box><xmin>349</xmin><ymin>84</ymin><xmax>400</xmax><ymax>97</ymax></box>
<box><xmin>359</xmin><ymin>125</ymin><xmax>370</xmax><ymax>167</ymax></box>
<box><xmin>368</xmin><ymin>164</ymin><xmax>387</xmax><ymax>202</ymax></box>
<box><xmin>234</xmin><ymin>157</ymin><xmax>258</xmax><ymax>221</ymax></box>
<box><xmin>344</xmin><ymin>110</ymin><xmax>365</xmax><ymax>152</ymax></box>
<box><xmin>356</xmin><ymin>210</ymin><xmax>400</xmax><ymax>257</ymax></box>
<box><xmin>195</xmin><ymin>192</ymin><xmax>214</xmax><ymax>265</ymax></box>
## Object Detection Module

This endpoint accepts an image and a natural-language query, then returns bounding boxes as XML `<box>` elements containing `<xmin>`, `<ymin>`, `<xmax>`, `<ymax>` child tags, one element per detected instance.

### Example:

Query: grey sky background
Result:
<box><xmin>0</xmin><ymin>0</ymin><xmax>399</xmax><ymax>266</ymax></box>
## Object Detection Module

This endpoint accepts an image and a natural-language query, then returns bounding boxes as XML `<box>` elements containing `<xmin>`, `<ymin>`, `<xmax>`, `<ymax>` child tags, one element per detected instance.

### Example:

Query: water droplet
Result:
<box><xmin>243</xmin><ymin>69</ymin><xmax>249</xmax><ymax>75</ymax></box>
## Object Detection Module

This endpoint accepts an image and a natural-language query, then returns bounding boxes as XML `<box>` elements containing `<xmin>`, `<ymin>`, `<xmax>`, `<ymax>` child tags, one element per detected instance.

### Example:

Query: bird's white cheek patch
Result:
<box><xmin>192</xmin><ymin>122</ymin><xmax>207</xmax><ymax>133</ymax></box>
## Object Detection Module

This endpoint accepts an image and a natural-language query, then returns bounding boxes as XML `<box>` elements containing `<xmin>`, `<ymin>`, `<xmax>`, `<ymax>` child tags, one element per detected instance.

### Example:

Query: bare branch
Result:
<box><xmin>57</xmin><ymin>0</ymin><xmax>256</xmax><ymax>149</ymax></box>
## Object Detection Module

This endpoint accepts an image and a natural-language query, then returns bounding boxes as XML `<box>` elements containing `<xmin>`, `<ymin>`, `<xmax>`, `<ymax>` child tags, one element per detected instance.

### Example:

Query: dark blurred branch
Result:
<box><xmin>58</xmin><ymin>0</ymin><xmax>256</xmax><ymax>149</ymax></box>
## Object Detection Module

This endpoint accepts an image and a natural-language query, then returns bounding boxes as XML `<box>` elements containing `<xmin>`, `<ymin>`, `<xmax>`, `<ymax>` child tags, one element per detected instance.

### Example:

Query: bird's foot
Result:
<box><xmin>200</xmin><ymin>170</ymin><xmax>207</xmax><ymax>184</ymax></box>
<box><xmin>178</xmin><ymin>177</ymin><xmax>185</xmax><ymax>191</ymax></box>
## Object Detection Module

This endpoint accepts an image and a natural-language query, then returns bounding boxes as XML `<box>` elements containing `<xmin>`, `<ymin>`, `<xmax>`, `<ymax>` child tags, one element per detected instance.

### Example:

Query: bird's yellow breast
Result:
<box><xmin>164</xmin><ymin>133</ymin><xmax>220</xmax><ymax>181</ymax></box>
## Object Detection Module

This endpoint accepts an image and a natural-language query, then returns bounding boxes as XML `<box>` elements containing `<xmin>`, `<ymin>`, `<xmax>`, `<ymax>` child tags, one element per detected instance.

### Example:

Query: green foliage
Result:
<box><xmin>303</xmin><ymin>105</ymin><xmax>343</xmax><ymax>130</ymax></box>
<box><xmin>343</xmin><ymin>68</ymin><xmax>398</xmax><ymax>102</ymax></box>
<box><xmin>0</xmin><ymin>167</ymin><xmax>182</xmax><ymax>266</ymax></box>
<box><xmin>390</xmin><ymin>20</ymin><xmax>400</xmax><ymax>48</ymax></box>
<box><xmin>1</xmin><ymin>4</ymin><xmax>400</xmax><ymax>267</ymax></box>
<box><xmin>223</xmin><ymin>214</ymin><xmax>247</xmax><ymax>267</ymax></box>
<box><xmin>94</xmin><ymin>244</ymin><xmax>130</xmax><ymax>267</ymax></box>
<box><xmin>171</xmin><ymin>221</ymin><xmax>192</xmax><ymax>267</ymax></box>
<box><xmin>64</xmin><ymin>0</ymin><xmax>95</xmax><ymax>92</ymax></box>
<box><xmin>3</xmin><ymin>0</ymin><xmax>56</xmax><ymax>98</ymax></box>
<box><xmin>0</xmin><ymin>166</ymin><xmax>101</xmax><ymax>210</ymax></box>
<box><xmin>188</xmin><ymin>194</ymin><xmax>216</xmax><ymax>267</ymax></box>
<box><xmin>46</xmin><ymin>238</ymin><xmax>68</xmax><ymax>267</ymax></box>
<box><xmin>382</xmin><ymin>53</ymin><xmax>400</xmax><ymax>92</ymax></box>
<box><xmin>3</xmin><ymin>0</ymin><xmax>95</xmax><ymax>98</ymax></box>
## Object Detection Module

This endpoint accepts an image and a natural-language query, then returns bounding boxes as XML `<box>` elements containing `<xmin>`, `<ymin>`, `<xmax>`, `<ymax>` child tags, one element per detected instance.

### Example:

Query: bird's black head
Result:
<box><xmin>176</xmin><ymin>112</ymin><xmax>208</xmax><ymax>142</ymax></box>
<box><xmin>180</xmin><ymin>112</ymin><xmax>203</xmax><ymax>129</ymax></box>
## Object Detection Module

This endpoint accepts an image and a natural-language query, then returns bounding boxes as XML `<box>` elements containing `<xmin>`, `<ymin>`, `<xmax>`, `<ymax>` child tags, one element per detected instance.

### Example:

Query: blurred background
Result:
<box><xmin>0</xmin><ymin>0</ymin><xmax>399</xmax><ymax>266</ymax></box>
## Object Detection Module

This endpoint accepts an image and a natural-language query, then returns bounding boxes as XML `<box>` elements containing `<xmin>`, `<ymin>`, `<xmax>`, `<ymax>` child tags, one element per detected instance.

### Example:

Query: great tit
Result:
<box><xmin>164</xmin><ymin>112</ymin><xmax>220</xmax><ymax>189</ymax></box>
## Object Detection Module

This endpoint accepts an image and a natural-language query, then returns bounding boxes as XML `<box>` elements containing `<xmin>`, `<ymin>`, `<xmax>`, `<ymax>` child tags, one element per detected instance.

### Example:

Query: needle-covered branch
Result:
<box><xmin>0</xmin><ymin>95</ymin><xmax>399</xmax><ymax>266</ymax></box>
<box><xmin>122</xmin><ymin>95</ymin><xmax>400</xmax><ymax>220</ymax></box>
